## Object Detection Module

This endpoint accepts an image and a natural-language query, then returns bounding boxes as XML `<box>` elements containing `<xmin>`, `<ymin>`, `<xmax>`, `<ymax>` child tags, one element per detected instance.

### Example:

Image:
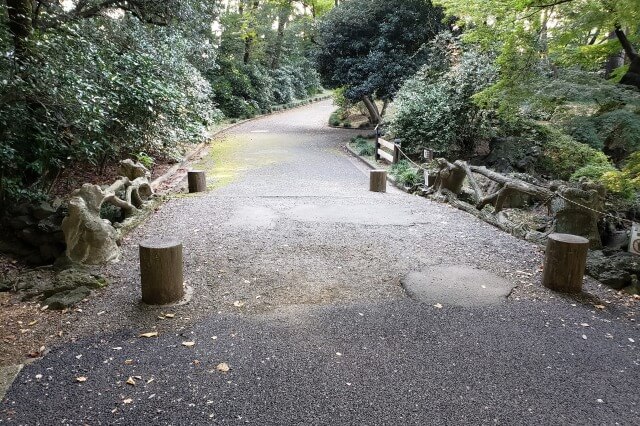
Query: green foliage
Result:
<box><xmin>536</xmin><ymin>128</ymin><xmax>611</xmax><ymax>180</ymax></box>
<box><xmin>390</xmin><ymin>160</ymin><xmax>421</xmax><ymax>187</ymax></box>
<box><xmin>390</xmin><ymin>35</ymin><xmax>496</xmax><ymax>157</ymax></box>
<box><xmin>352</xmin><ymin>136</ymin><xmax>375</xmax><ymax>156</ymax></box>
<box><xmin>315</xmin><ymin>0</ymin><xmax>444</xmax><ymax>102</ymax></box>
<box><xmin>329</xmin><ymin>112</ymin><xmax>341</xmax><ymax>127</ymax></box>
<box><xmin>599</xmin><ymin>152</ymin><xmax>640</xmax><ymax>199</ymax></box>
<box><xmin>0</xmin><ymin>2</ymin><xmax>220</xmax><ymax>204</ymax></box>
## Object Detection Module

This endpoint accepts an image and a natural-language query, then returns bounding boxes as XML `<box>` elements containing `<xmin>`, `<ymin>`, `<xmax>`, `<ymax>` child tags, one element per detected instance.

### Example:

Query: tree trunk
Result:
<box><xmin>271</xmin><ymin>2</ymin><xmax>290</xmax><ymax>69</ymax></box>
<box><xmin>605</xmin><ymin>31</ymin><xmax>625</xmax><ymax>79</ymax></box>
<box><xmin>361</xmin><ymin>95</ymin><xmax>381</xmax><ymax>124</ymax></box>
<box><xmin>549</xmin><ymin>183</ymin><xmax>604</xmax><ymax>249</ymax></box>
<box><xmin>615</xmin><ymin>26</ymin><xmax>640</xmax><ymax>89</ymax></box>
<box><xmin>6</xmin><ymin>0</ymin><xmax>33</xmax><ymax>62</ymax></box>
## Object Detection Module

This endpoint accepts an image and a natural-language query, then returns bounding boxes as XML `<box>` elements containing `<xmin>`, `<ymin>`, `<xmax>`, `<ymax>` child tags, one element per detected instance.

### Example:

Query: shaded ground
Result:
<box><xmin>1</xmin><ymin>100</ymin><xmax>639</xmax><ymax>424</ymax></box>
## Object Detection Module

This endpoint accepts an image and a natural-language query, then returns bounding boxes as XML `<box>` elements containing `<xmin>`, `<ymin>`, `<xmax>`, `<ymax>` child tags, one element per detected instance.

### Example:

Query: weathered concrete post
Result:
<box><xmin>542</xmin><ymin>233</ymin><xmax>589</xmax><ymax>293</ymax></box>
<box><xmin>370</xmin><ymin>170</ymin><xmax>387</xmax><ymax>193</ymax></box>
<box><xmin>140</xmin><ymin>238</ymin><xmax>184</xmax><ymax>304</ymax></box>
<box><xmin>187</xmin><ymin>170</ymin><xmax>207</xmax><ymax>193</ymax></box>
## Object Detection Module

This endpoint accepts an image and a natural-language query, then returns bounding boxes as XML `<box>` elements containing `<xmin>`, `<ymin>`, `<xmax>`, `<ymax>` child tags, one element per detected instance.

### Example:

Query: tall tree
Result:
<box><xmin>434</xmin><ymin>0</ymin><xmax>640</xmax><ymax>89</ymax></box>
<box><xmin>315</xmin><ymin>0</ymin><xmax>445</xmax><ymax>124</ymax></box>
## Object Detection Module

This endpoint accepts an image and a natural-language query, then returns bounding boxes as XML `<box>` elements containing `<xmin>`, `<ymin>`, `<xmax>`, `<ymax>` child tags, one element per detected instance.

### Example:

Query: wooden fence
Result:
<box><xmin>375</xmin><ymin>134</ymin><xmax>401</xmax><ymax>164</ymax></box>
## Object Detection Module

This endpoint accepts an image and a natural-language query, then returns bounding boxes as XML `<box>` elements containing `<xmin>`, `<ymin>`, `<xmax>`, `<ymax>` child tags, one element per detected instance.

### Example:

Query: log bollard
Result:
<box><xmin>187</xmin><ymin>170</ymin><xmax>206</xmax><ymax>193</ymax></box>
<box><xmin>370</xmin><ymin>170</ymin><xmax>387</xmax><ymax>193</ymax></box>
<box><xmin>140</xmin><ymin>238</ymin><xmax>184</xmax><ymax>304</ymax></box>
<box><xmin>542</xmin><ymin>233</ymin><xmax>589</xmax><ymax>293</ymax></box>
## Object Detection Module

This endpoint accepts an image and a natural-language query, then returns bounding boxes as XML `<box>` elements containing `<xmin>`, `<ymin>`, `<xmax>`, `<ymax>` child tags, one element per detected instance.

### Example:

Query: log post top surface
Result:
<box><xmin>548</xmin><ymin>233</ymin><xmax>589</xmax><ymax>245</ymax></box>
<box><xmin>140</xmin><ymin>237</ymin><xmax>182</xmax><ymax>249</ymax></box>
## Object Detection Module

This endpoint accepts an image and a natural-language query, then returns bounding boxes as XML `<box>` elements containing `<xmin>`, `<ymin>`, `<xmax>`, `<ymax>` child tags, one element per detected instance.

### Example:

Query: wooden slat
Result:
<box><xmin>377</xmin><ymin>149</ymin><xmax>394</xmax><ymax>163</ymax></box>
<box><xmin>378</xmin><ymin>138</ymin><xmax>395</xmax><ymax>151</ymax></box>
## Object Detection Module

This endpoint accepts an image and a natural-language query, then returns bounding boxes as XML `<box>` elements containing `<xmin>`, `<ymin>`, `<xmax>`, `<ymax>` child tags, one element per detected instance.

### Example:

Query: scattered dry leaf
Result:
<box><xmin>582</xmin><ymin>334</ymin><xmax>588</xmax><ymax>340</ymax></box>
<box><xmin>76</xmin><ymin>376</ymin><xmax>87</xmax><ymax>383</ymax></box>
<box><xmin>580</xmin><ymin>323</ymin><xmax>589</xmax><ymax>327</ymax></box>
<box><xmin>124</xmin><ymin>359</ymin><xmax>134</xmax><ymax>365</ymax></box>
<box><xmin>182</xmin><ymin>341</ymin><xmax>196</xmax><ymax>347</ymax></box>
<box><xmin>433</xmin><ymin>303</ymin><xmax>443</xmax><ymax>309</ymax></box>
<box><xmin>139</xmin><ymin>331</ymin><xmax>158</xmax><ymax>338</ymax></box>
<box><xmin>147</xmin><ymin>378</ymin><xmax>155</xmax><ymax>384</ymax></box>
<box><xmin>233</xmin><ymin>301</ymin><xmax>245</xmax><ymax>308</ymax></box>
<box><xmin>164</xmin><ymin>313</ymin><xmax>175</xmax><ymax>318</ymax></box>
<box><xmin>28</xmin><ymin>320</ymin><xmax>38</xmax><ymax>326</ymax></box>
<box><xmin>126</xmin><ymin>377</ymin><xmax>136</xmax><ymax>386</ymax></box>
<box><xmin>123</xmin><ymin>398</ymin><xmax>133</xmax><ymax>404</ymax></box>
<box><xmin>594</xmin><ymin>304</ymin><xmax>606</xmax><ymax>310</ymax></box>
<box><xmin>216</xmin><ymin>362</ymin><xmax>230</xmax><ymax>372</ymax></box>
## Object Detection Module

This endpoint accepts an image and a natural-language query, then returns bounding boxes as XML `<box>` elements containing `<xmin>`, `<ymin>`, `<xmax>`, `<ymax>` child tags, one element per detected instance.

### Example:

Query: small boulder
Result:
<box><xmin>598</xmin><ymin>270</ymin><xmax>632</xmax><ymax>290</ymax></box>
<box><xmin>43</xmin><ymin>286</ymin><xmax>92</xmax><ymax>310</ymax></box>
<box><xmin>119</xmin><ymin>159</ymin><xmax>150</xmax><ymax>180</ymax></box>
<box><xmin>7</xmin><ymin>216</ymin><xmax>35</xmax><ymax>230</ymax></box>
<box><xmin>32</xmin><ymin>202</ymin><xmax>57</xmax><ymax>220</ymax></box>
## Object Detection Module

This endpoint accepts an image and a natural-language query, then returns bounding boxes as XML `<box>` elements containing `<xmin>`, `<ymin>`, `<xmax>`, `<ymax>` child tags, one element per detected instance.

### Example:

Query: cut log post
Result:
<box><xmin>140</xmin><ymin>238</ymin><xmax>184</xmax><ymax>304</ymax></box>
<box><xmin>370</xmin><ymin>170</ymin><xmax>387</xmax><ymax>192</ymax></box>
<box><xmin>542</xmin><ymin>233</ymin><xmax>589</xmax><ymax>293</ymax></box>
<box><xmin>187</xmin><ymin>170</ymin><xmax>207</xmax><ymax>193</ymax></box>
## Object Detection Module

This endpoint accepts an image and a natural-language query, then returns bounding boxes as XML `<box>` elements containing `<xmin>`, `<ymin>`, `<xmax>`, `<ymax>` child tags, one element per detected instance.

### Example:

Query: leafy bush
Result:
<box><xmin>390</xmin><ymin>160</ymin><xmax>422</xmax><ymax>187</ymax></box>
<box><xmin>600</xmin><ymin>152</ymin><xmax>640</xmax><ymax>199</ymax></box>
<box><xmin>389</xmin><ymin>35</ymin><xmax>496</xmax><ymax>157</ymax></box>
<box><xmin>537</xmin><ymin>129</ymin><xmax>611</xmax><ymax>180</ymax></box>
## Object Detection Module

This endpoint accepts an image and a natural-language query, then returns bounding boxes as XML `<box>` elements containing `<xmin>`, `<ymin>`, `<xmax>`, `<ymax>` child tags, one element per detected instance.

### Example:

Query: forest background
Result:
<box><xmin>1</xmin><ymin>0</ymin><xmax>640</xmax><ymax>215</ymax></box>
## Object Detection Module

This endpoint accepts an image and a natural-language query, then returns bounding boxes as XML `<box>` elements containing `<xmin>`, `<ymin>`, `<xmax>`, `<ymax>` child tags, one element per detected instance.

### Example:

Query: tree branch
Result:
<box><xmin>614</xmin><ymin>25</ymin><xmax>638</xmax><ymax>60</ymax></box>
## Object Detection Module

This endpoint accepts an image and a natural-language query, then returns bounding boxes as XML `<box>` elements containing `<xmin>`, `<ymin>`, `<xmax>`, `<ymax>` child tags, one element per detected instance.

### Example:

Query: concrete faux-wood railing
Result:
<box><xmin>374</xmin><ymin>135</ymin><xmax>401</xmax><ymax>164</ymax></box>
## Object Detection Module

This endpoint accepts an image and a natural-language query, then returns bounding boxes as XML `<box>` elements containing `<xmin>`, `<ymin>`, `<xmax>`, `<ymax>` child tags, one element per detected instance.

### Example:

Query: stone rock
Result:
<box><xmin>17</xmin><ymin>227</ymin><xmax>42</xmax><ymax>246</ymax></box>
<box><xmin>7</xmin><ymin>216</ymin><xmax>35</xmax><ymax>230</ymax></box>
<box><xmin>12</xmin><ymin>203</ymin><xmax>31</xmax><ymax>216</ymax></box>
<box><xmin>32</xmin><ymin>202</ymin><xmax>57</xmax><ymax>220</ymax></box>
<box><xmin>37</xmin><ymin>215</ymin><xmax>63</xmax><ymax>234</ymax></box>
<box><xmin>51</xmin><ymin>269</ymin><xmax>109</xmax><ymax>294</ymax></box>
<box><xmin>42</xmin><ymin>286</ymin><xmax>91</xmax><ymax>310</ymax></box>
<box><xmin>62</xmin><ymin>184</ymin><xmax>121</xmax><ymax>264</ymax></box>
<box><xmin>598</xmin><ymin>270</ymin><xmax>631</xmax><ymax>290</ymax></box>
<box><xmin>39</xmin><ymin>243</ymin><xmax>65</xmax><ymax>262</ymax></box>
<box><xmin>119</xmin><ymin>159</ymin><xmax>150</xmax><ymax>180</ymax></box>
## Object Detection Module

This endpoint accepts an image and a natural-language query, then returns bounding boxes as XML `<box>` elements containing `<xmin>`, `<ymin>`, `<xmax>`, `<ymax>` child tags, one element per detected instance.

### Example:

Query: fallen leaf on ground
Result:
<box><xmin>594</xmin><ymin>304</ymin><xmax>606</xmax><ymax>310</ymax></box>
<box><xmin>76</xmin><ymin>376</ymin><xmax>87</xmax><ymax>382</ymax></box>
<box><xmin>126</xmin><ymin>377</ymin><xmax>136</xmax><ymax>386</ymax></box>
<box><xmin>182</xmin><ymin>341</ymin><xmax>196</xmax><ymax>347</ymax></box>
<box><xmin>123</xmin><ymin>398</ymin><xmax>133</xmax><ymax>404</ymax></box>
<box><xmin>164</xmin><ymin>313</ymin><xmax>175</xmax><ymax>318</ymax></box>
<box><xmin>582</xmin><ymin>334</ymin><xmax>588</xmax><ymax>340</ymax></box>
<box><xmin>146</xmin><ymin>378</ymin><xmax>155</xmax><ymax>384</ymax></box>
<box><xmin>139</xmin><ymin>331</ymin><xmax>158</xmax><ymax>338</ymax></box>
<box><xmin>629</xmin><ymin>338</ymin><xmax>636</xmax><ymax>343</ymax></box>
<box><xmin>433</xmin><ymin>303</ymin><xmax>443</xmax><ymax>309</ymax></box>
<box><xmin>233</xmin><ymin>301</ymin><xmax>245</xmax><ymax>308</ymax></box>
<box><xmin>124</xmin><ymin>359</ymin><xmax>133</xmax><ymax>365</ymax></box>
<box><xmin>216</xmin><ymin>362</ymin><xmax>230</xmax><ymax>372</ymax></box>
<box><xmin>580</xmin><ymin>323</ymin><xmax>589</xmax><ymax>327</ymax></box>
<box><xmin>28</xmin><ymin>320</ymin><xmax>38</xmax><ymax>326</ymax></box>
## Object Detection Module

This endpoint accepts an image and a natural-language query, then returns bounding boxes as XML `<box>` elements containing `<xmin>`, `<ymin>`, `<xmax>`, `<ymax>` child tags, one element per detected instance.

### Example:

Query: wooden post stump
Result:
<box><xmin>542</xmin><ymin>233</ymin><xmax>589</xmax><ymax>293</ymax></box>
<box><xmin>187</xmin><ymin>170</ymin><xmax>206</xmax><ymax>193</ymax></box>
<box><xmin>370</xmin><ymin>170</ymin><xmax>387</xmax><ymax>193</ymax></box>
<box><xmin>140</xmin><ymin>238</ymin><xmax>184</xmax><ymax>304</ymax></box>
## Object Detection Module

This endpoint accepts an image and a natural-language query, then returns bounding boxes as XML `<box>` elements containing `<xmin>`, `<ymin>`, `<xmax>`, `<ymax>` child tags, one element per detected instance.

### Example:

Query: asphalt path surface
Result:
<box><xmin>1</xmin><ymin>101</ymin><xmax>639</xmax><ymax>425</ymax></box>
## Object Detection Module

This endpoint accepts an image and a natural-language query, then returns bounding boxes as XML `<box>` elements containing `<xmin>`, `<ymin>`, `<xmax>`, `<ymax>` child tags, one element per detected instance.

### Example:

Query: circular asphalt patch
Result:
<box><xmin>402</xmin><ymin>265</ymin><xmax>515</xmax><ymax>307</ymax></box>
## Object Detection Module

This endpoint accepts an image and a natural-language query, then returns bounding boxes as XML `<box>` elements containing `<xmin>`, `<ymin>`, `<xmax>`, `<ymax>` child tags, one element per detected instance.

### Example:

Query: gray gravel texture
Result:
<box><xmin>1</xmin><ymin>100</ymin><xmax>639</xmax><ymax>425</ymax></box>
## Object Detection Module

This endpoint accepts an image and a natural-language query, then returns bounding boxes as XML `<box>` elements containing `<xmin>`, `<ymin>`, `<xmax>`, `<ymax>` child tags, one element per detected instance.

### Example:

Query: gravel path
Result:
<box><xmin>1</xmin><ymin>100</ymin><xmax>639</xmax><ymax>425</ymax></box>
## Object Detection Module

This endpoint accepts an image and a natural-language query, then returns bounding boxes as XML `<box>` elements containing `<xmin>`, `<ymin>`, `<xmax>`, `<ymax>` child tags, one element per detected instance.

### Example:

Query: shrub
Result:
<box><xmin>389</xmin><ymin>36</ymin><xmax>496</xmax><ymax>157</ymax></box>
<box><xmin>537</xmin><ymin>129</ymin><xmax>611</xmax><ymax>180</ymax></box>
<box><xmin>329</xmin><ymin>112</ymin><xmax>341</xmax><ymax>127</ymax></box>
<box><xmin>390</xmin><ymin>160</ymin><xmax>422</xmax><ymax>186</ymax></box>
